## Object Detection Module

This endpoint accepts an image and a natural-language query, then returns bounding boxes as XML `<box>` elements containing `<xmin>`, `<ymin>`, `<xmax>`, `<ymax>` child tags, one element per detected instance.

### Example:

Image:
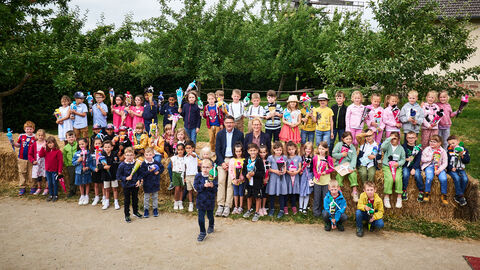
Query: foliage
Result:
<box><xmin>316</xmin><ymin>0</ymin><xmax>480</xmax><ymax>98</ymax></box>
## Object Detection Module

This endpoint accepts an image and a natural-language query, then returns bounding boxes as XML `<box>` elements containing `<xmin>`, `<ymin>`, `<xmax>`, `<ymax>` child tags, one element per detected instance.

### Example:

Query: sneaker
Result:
<box><xmin>174</xmin><ymin>201</ymin><xmax>179</xmax><ymax>210</ymax></box>
<box><xmin>459</xmin><ymin>196</ymin><xmax>467</xmax><ymax>207</ymax></box>
<box><xmin>276</xmin><ymin>210</ymin><xmax>284</xmax><ymax>219</ymax></box>
<box><xmin>243</xmin><ymin>209</ymin><xmax>254</xmax><ymax>218</ymax></box>
<box><xmin>167</xmin><ymin>183</ymin><xmax>174</xmax><ymax>191</ymax></box>
<box><xmin>222</xmin><ymin>206</ymin><xmax>230</xmax><ymax>217</ymax></box>
<box><xmin>143</xmin><ymin>209</ymin><xmax>149</xmax><ymax>218</ymax></box>
<box><xmin>114</xmin><ymin>200</ymin><xmax>120</xmax><ymax>210</ymax></box>
<box><xmin>268</xmin><ymin>209</ymin><xmax>275</xmax><ymax>217</ymax></box>
<box><xmin>153</xmin><ymin>208</ymin><xmax>159</xmax><ymax>217</ymax></box>
<box><xmin>102</xmin><ymin>201</ymin><xmax>110</xmax><ymax>210</ymax></box>
<box><xmin>324</xmin><ymin>220</ymin><xmax>332</xmax><ymax>231</ymax></box>
<box><xmin>352</xmin><ymin>191</ymin><xmax>359</xmax><ymax>202</ymax></box>
<box><xmin>125</xmin><ymin>216</ymin><xmax>132</xmax><ymax>223</ymax></box>
<box><xmin>207</xmin><ymin>226</ymin><xmax>214</xmax><ymax>234</ymax></box>
<box><xmin>83</xmin><ymin>195</ymin><xmax>89</xmax><ymax>205</ymax></box>
<box><xmin>215</xmin><ymin>206</ymin><xmax>224</xmax><ymax>217</ymax></box>
<box><xmin>395</xmin><ymin>199</ymin><xmax>402</xmax><ymax>208</ymax></box>
<box><xmin>356</xmin><ymin>227</ymin><xmax>364</xmax><ymax>237</ymax></box>
<box><xmin>337</xmin><ymin>222</ymin><xmax>345</xmax><ymax>231</ymax></box>
<box><xmin>252</xmin><ymin>212</ymin><xmax>260</xmax><ymax>222</ymax></box>
<box><xmin>292</xmin><ymin>207</ymin><xmax>298</xmax><ymax>215</ymax></box>
<box><xmin>423</xmin><ymin>192</ymin><xmax>430</xmax><ymax>202</ymax></box>
<box><xmin>384</xmin><ymin>197</ymin><xmax>391</xmax><ymax>209</ymax></box>
<box><xmin>303</xmin><ymin>209</ymin><xmax>308</xmax><ymax>214</ymax></box>
<box><xmin>258</xmin><ymin>209</ymin><xmax>264</xmax><ymax>217</ymax></box>
<box><xmin>454</xmin><ymin>195</ymin><xmax>461</xmax><ymax>205</ymax></box>
<box><xmin>232</xmin><ymin>207</ymin><xmax>239</xmax><ymax>215</ymax></box>
<box><xmin>284</xmin><ymin>207</ymin><xmax>289</xmax><ymax>215</ymax></box>
<box><xmin>18</xmin><ymin>188</ymin><xmax>26</xmax><ymax>196</ymax></box>
<box><xmin>30</xmin><ymin>188</ymin><xmax>37</xmax><ymax>194</ymax></box>
<box><xmin>78</xmin><ymin>196</ymin><xmax>84</xmax><ymax>205</ymax></box>
<box><xmin>197</xmin><ymin>232</ymin><xmax>207</xmax><ymax>242</ymax></box>
<box><xmin>237</xmin><ymin>207</ymin><xmax>243</xmax><ymax>214</ymax></box>
<box><xmin>52</xmin><ymin>196</ymin><xmax>58</xmax><ymax>202</ymax></box>
<box><xmin>178</xmin><ymin>202</ymin><xmax>184</xmax><ymax>210</ymax></box>
<box><xmin>417</xmin><ymin>192</ymin><xmax>424</xmax><ymax>202</ymax></box>
<box><xmin>441</xmin><ymin>194</ymin><xmax>448</xmax><ymax>205</ymax></box>
<box><xmin>188</xmin><ymin>202</ymin><xmax>194</xmax><ymax>212</ymax></box>
<box><xmin>34</xmin><ymin>189</ymin><xmax>41</xmax><ymax>195</ymax></box>
<box><xmin>402</xmin><ymin>191</ymin><xmax>408</xmax><ymax>201</ymax></box>
<box><xmin>92</xmin><ymin>196</ymin><xmax>100</xmax><ymax>206</ymax></box>
<box><xmin>42</xmin><ymin>189</ymin><xmax>49</xmax><ymax>196</ymax></box>
<box><xmin>67</xmin><ymin>192</ymin><xmax>75</xmax><ymax>198</ymax></box>
<box><xmin>46</xmin><ymin>195</ymin><xmax>53</xmax><ymax>202</ymax></box>
<box><xmin>133</xmin><ymin>212</ymin><xmax>143</xmax><ymax>218</ymax></box>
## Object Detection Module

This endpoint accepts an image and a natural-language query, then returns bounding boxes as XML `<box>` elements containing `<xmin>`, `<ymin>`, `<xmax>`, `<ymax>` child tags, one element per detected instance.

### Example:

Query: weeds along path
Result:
<box><xmin>0</xmin><ymin>197</ymin><xmax>479</xmax><ymax>269</ymax></box>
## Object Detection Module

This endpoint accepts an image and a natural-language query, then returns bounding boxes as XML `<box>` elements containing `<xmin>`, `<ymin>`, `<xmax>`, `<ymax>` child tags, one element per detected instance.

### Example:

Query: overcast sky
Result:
<box><xmin>68</xmin><ymin>0</ymin><xmax>377</xmax><ymax>34</ymax></box>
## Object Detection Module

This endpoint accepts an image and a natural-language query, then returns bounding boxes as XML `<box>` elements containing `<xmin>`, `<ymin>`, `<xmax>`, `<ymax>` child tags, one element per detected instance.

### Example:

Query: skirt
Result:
<box><xmin>279</xmin><ymin>125</ymin><xmax>301</xmax><ymax>144</ymax></box>
<box><xmin>32</xmin><ymin>158</ymin><xmax>46</xmax><ymax>178</ymax></box>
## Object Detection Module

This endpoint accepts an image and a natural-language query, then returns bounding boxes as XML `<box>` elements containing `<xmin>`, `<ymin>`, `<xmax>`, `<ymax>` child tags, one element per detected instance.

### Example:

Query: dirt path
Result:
<box><xmin>0</xmin><ymin>198</ymin><xmax>479</xmax><ymax>270</ymax></box>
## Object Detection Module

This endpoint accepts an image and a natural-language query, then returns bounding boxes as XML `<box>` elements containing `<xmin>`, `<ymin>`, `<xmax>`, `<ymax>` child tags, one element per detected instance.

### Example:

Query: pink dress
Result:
<box><xmin>131</xmin><ymin>106</ymin><xmax>144</xmax><ymax>129</ymax></box>
<box><xmin>124</xmin><ymin>106</ymin><xmax>133</xmax><ymax>129</ymax></box>
<box><xmin>112</xmin><ymin>105</ymin><xmax>125</xmax><ymax>132</ymax></box>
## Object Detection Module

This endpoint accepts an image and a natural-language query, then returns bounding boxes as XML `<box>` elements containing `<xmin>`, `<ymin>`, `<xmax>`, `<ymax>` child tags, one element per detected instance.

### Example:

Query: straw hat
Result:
<box><xmin>286</xmin><ymin>95</ymin><xmax>299</xmax><ymax>103</ymax></box>
<box><xmin>317</xmin><ymin>90</ymin><xmax>329</xmax><ymax>101</ymax></box>
<box><xmin>95</xmin><ymin>90</ymin><xmax>106</xmax><ymax>98</ymax></box>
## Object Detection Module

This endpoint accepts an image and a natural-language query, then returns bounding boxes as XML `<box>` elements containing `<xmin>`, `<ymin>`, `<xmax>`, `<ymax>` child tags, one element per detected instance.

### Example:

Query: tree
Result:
<box><xmin>316</xmin><ymin>0</ymin><xmax>480</xmax><ymax>97</ymax></box>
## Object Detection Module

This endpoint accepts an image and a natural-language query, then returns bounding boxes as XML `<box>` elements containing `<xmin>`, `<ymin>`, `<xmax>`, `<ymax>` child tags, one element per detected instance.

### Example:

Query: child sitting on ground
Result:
<box><xmin>322</xmin><ymin>180</ymin><xmax>347</xmax><ymax>232</ymax></box>
<box><xmin>355</xmin><ymin>181</ymin><xmax>384</xmax><ymax>237</ymax></box>
<box><xmin>194</xmin><ymin>159</ymin><xmax>218</xmax><ymax>242</ymax></box>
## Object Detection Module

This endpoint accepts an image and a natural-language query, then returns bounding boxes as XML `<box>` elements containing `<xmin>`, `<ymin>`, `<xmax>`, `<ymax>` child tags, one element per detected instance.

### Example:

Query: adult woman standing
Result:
<box><xmin>244</xmin><ymin>117</ymin><xmax>271</xmax><ymax>158</ymax></box>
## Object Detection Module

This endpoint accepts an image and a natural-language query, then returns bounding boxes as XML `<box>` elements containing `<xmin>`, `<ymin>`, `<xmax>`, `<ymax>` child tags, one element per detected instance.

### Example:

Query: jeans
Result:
<box><xmin>185</xmin><ymin>128</ymin><xmax>197</xmax><ymax>143</ymax></box>
<box><xmin>144</xmin><ymin>192</ymin><xmax>159</xmax><ymax>210</ymax></box>
<box><xmin>124</xmin><ymin>187</ymin><xmax>139</xmax><ymax>217</ymax></box>
<box><xmin>315</xmin><ymin>130</ymin><xmax>331</xmax><ymax>147</ymax></box>
<box><xmin>355</xmin><ymin>210</ymin><xmax>384</xmax><ymax>229</ymax></box>
<box><xmin>269</xmin><ymin>195</ymin><xmax>285</xmax><ymax>211</ymax></box>
<box><xmin>330</xmin><ymin>129</ymin><xmax>345</xmax><ymax>153</ymax></box>
<box><xmin>266</xmin><ymin>128</ymin><xmax>280</xmax><ymax>142</ymax></box>
<box><xmin>301</xmin><ymin>130</ymin><xmax>315</xmax><ymax>144</ymax></box>
<box><xmin>233</xmin><ymin>183</ymin><xmax>245</xmax><ymax>196</ymax></box>
<box><xmin>448</xmin><ymin>170</ymin><xmax>469</xmax><ymax>196</ymax></box>
<box><xmin>424</xmin><ymin>165</ymin><xmax>448</xmax><ymax>194</ymax></box>
<box><xmin>198</xmin><ymin>209</ymin><xmax>214</xmax><ymax>233</ymax></box>
<box><xmin>321</xmin><ymin>210</ymin><xmax>348</xmax><ymax>224</ymax></box>
<box><xmin>168</xmin><ymin>161</ymin><xmax>172</xmax><ymax>184</ymax></box>
<box><xmin>46</xmin><ymin>171</ymin><xmax>58</xmax><ymax>197</ymax></box>
<box><xmin>402</xmin><ymin>167</ymin><xmax>424</xmax><ymax>192</ymax></box>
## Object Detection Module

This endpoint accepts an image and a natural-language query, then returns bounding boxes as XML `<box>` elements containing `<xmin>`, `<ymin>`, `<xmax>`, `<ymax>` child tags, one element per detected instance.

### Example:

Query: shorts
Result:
<box><xmin>246</xmin><ymin>185</ymin><xmax>263</xmax><ymax>199</ymax></box>
<box><xmin>104</xmin><ymin>180</ymin><xmax>119</xmax><ymax>188</ymax></box>
<box><xmin>172</xmin><ymin>172</ymin><xmax>184</xmax><ymax>187</ymax></box>
<box><xmin>92</xmin><ymin>171</ymin><xmax>102</xmax><ymax>184</ymax></box>
<box><xmin>185</xmin><ymin>175</ymin><xmax>195</xmax><ymax>191</ymax></box>
<box><xmin>73</xmin><ymin>127</ymin><xmax>89</xmax><ymax>139</ymax></box>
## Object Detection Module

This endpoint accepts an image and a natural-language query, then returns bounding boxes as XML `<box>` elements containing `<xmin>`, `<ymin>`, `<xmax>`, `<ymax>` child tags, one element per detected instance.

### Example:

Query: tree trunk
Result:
<box><xmin>277</xmin><ymin>74</ymin><xmax>285</xmax><ymax>98</ymax></box>
<box><xmin>0</xmin><ymin>73</ymin><xmax>32</xmax><ymax>131</ymax></box>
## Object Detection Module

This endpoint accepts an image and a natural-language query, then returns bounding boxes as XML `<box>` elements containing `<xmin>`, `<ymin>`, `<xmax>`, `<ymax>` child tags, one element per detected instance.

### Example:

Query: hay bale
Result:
<box><xmin>338</xmin><ymin>169</ymin><xmax>479</xmax><ymax>221</ymax></box>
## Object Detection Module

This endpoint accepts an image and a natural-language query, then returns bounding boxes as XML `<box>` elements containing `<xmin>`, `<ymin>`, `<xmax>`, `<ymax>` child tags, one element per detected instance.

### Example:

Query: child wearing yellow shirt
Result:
<box><xmin>313</xmin><ymin>91</ymin><xmax>334</xmax><ymax>147</ymax></box>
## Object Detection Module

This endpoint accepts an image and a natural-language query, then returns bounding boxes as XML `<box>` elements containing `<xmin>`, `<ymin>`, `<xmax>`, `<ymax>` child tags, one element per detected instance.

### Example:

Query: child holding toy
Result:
<box><xmin>194</xmin><ymin>159</ymin><xmax>218</xmax><ymax>242</ymax></box>
<box><xmin>160</xmin><ymin>94</ymin><xmax>178</xmax><ymax>127</ymax></box>
<box><xmin>228</xmin><ymin>89</ymin><xmax>245</xmax><ymax>132</ymax></box>
<box><xmin>299</xmin><ymin>142</ymin><xmax>314</xmax><ymax>214</ymax></box>
<box><xmin>171</xmin><ymin>143</ymin><xmax>186</xmax><ymax>210</ymax></box>
<box><xmin>72</xmin><ymin>138</ymin><xmax>95</xmax><ymax>205</ymax></box>
<box><xmin>332</xmin><ymin>131</ymin><xmax>359</xmax><ymax>202</ymax></box>
<box><xmin>313</xmin><ymin>91</ymin><xmax>334</xmax><ymax>147</ymax></box>
<box><xmin>299</xmin><ymin>93</ymin><xmax>315</xmax><ymax>144</ymax></box>
<box><xmin>437</xmin><ymin>91</ymin><xmax>458</xmax><ymax>149</ymax></box>
<box><xmin>138</xmin><ymin>147</ymin><xmax>164</xmax><ymax>218</ymax></box>
<box><xmin>28</xmin><ymin>129</ymin><xmax>46</xmax><ymax>195</ymax></box>
<box><xmin>322</xmin><ymin>180</ymin><xmax>347</xmax><ymax>231</ymax></box>
<box><xmin>266</xmin><ymin>142</ymin><xmax>288</xmax><ymax>218</ymax></box>
<box><xmin>203</xmin><ymin>92</ymin><xmax>224</xmax><ymax>152</ymax></box>
<box><xmin>179</xmin><ymin>91</ymin><xmax>201</xmax><ymax>143</ymax></box>
<box><xmin>63</xmin><ymin>131</ymin><xmax>78</xmax><ymax>197</ymax></box>
<box><xmin>264</xmin><ymin>90</ymin><xmax>283</xmax><ymax>142</ymax></box>
<box><xmin>229</xmin><ymin>143</ymin><xmax>245</xmax><ymax>215</ymax></box>
<box><xmin>330</xmin><ymin>91</ymin><xmax>347</xmax><ymax>153</ymax></box>
<box><xmin>111</xmin><ymin>94</ymin><xmax>125</xmax><ymax>132</ymax></box>
<box><xmin>15</xmin><ymin>121</ymin><xmax>36</xmax><ymax>195</ymax></box>
<box><xmin>446</xmin><ymin>135</ymin><xmax>470</xmax><ymax>206</ymax></box>
<box><xmin>421</xmin><ymin>135</ymin><xmax>448</xmax><ymax>204</ymax></box>
<box><xmin>366</xmin><ymin>93</ymin><xmax>384</xmax><ymax>144</ymax></box>
<box><xmin>284</xmin><ymin>141</ymin><xmax>302</xmax><ymax>215</ymax></box>
<box><xmin>91</xmin><ymin>137</ymin><xmax>104</xmax><ymax>206</ymax></box>
<box><xmin>142</xmin><ymin>89</ymin><xmax>158</xmax><ymax>134</ymax></box>
<box><xmin>56</xmin><ymin>95</ymin><xmax>73</xmax><ymax>144</ymax></box>
<box><xmin>90</xmin><ymin>90</ymin><xmax>108</xmax><ymax>128</ymax></box>
<box><xmin>129</xmin><ymin>95</ymin><xmax>145</xmax><ymax>129</ymax></box>
<box><xmin>99</xmin><ymin>140</ymin><xmax>121</xmax><ymax>210</ymax></box>
<box><xmin>421</xmin><ymin>91</ymin><xmax>441</xmax><ymax>148</ymax></box>
<box><xmin>133</xmin><ymin>122</ymin><xmax>148</xmax><ymax>156</ymax></box>
<box><xmin>383</xmin><ymin>94</ymin><xmax>402</xmax><ymax>138</ymax></box>
<box><xmin>116</xmin><ymin>147</ymin><xmax>143</xmax><ymax>222</ymax></box>
<box><xmin>355</xmin><ymin>181</ymin><xmax>384</xmax><ymax>237</ymax></box>
<box><xmin>38</xmin><ymin>136</ymin><xmax>63</xmax><ymax>202</ymax></box>
<box><xmin>312</xmin><ymin>142</ymin><xmax>334</xmax><ymax>217</ymax></box>
<box><xmin>184</xmin><ymin>141</ymin><xmax>199</xmax><ymax>212</ymax></box>
<box><xmin>381</xmin><ymin>132</ymin><xmax>406</xmax><ymax>209</ymax></box>
<box><xmin>244</xmin><ymin>93</ymin><xmax>265</xmax><ymax>132</ymax></box>
<box><xmin>400</xmin><ymin>90</ymin><xmax>423</xmax><ymax>142</ymax></box>
<box><xmin>356</xmin><ymin>129</ymin><xmax>378</xmax><ymax>184</ymax></box>
<box><xmin>345</xmin><ymin>91</ymin><xmax>365</xmax><ymax>146</ymax></box>
<box><xmin>402</xmin><ymin>131</ymin><xmax>424</xmax><ymax>202</ymax></box>
<box><xmin>279</xmin><ymin>95</ymin><xmax>301</xmax><ymax>144</ymax></box>
<box><xmin>242</xmin><ymin>143</ymin><xmax>265</xmax><ymax>222</ymax></box>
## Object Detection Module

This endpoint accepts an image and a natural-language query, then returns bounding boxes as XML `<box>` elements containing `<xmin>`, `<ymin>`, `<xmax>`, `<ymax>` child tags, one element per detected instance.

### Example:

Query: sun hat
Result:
<box><xmin>94</xmin><ymin>90</ymin><xmax>106</xmax><ymax>98</ymax></box>
<box><xmin>286</xmin><ymin>95</ymin><xmax>299</xmax><ymax>103</ymax></box>
<box><xmin>317</xmin><ymin>90</ymin><xmax>329</xmax><ymax>101</ymax></box>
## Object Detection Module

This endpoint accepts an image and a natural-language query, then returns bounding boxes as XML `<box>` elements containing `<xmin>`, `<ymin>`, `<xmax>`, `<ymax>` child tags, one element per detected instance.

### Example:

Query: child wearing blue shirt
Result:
<box><xmin>160</xmin><ymin>94</ymin><xmax>178</xmax><ymax>127</ymax></box>
<box><xmin>322</xmin><ymin>180</ymin><xmax>347</xmax><ymax>231</ymax></box>
<box><xmin>71</xmin><ymin>92</ymin><xmax>89</xmax><ymax>139</ymax></box>
<box><xmin>90</xmin><ymin>90</ymin><xmax>108</xmax><ymax>128</ymax></box>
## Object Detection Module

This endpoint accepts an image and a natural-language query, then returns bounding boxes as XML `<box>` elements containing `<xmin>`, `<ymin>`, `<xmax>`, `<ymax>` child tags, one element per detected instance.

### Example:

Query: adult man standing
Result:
<box><xmin>215</xmin><ymin>115</ymin><xmax>244</xmax><ymax>217</ymax></box>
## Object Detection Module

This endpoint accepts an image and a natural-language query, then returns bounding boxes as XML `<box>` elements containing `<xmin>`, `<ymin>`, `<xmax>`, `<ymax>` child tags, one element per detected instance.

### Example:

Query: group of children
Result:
<box><xmin>12</xmin><ymin>86</ymin><xmax>471</xmax><ymax>241</ymax></box>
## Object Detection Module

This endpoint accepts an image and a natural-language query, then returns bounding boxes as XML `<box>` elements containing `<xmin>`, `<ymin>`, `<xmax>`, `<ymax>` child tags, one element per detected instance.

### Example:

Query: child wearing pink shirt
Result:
<box><xmin>111</xmin><ymin>95</ymin><xmax>125</xmax><ymax>132</ymax></box>
<box><xmin>383</xmin><ymin>94</ymin><xmax>402</xmax><ymax>138</ymax></box>
<box><xmin>129</xmin><ymin>95</ymin><xmax>145</xmax><ymax>129</ymax></box>
<box><xmin>436</xmin><ymin>91</ymin><xmax>457</xmax><ymax>149</ymax></box>
<box><xmin>421</xmin><ymin>91</ymin><xmax>440</xmax><ymax>148</ymax></box>
<box><xmin>345</xmin><ymin>91</ymin><xmax>365</xmax><ymax>145</ymax></box>
<box><xmin>366</xmin><ymin>93</ymin><xmax>384</xmax><ymax>144</ymax></box>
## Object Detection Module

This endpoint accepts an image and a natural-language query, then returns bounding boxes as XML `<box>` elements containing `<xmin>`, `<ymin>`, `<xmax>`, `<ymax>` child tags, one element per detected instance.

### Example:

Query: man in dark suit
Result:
<box><xmin>215</xmin><ymin>115</ymin><xmax>244</xmax><ymax>217</ymax></box>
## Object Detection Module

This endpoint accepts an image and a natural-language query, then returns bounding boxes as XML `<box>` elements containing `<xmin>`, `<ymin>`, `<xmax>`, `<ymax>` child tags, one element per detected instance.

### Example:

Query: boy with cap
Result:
<box><xmin>70</xmin><ymin>92</ymin><xmax>89</xmax><ymax>139</ymax></box>
<box><xmin>313</xmin><ymin>90</ymin><xmax>334</xmax><ymax>147</ymax></box>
